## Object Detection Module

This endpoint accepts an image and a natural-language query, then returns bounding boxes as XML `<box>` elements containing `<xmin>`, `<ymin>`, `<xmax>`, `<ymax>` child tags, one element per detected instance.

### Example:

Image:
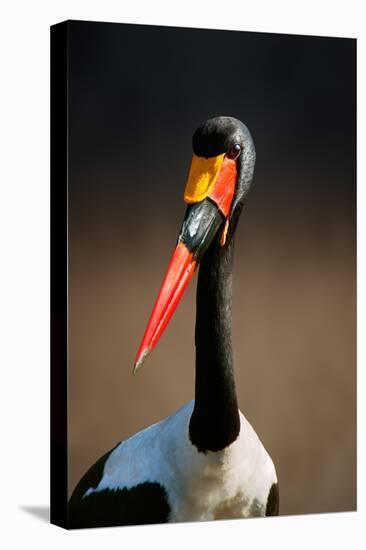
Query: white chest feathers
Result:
<box><xmin>86</xmin><ymin>401</ymin><xmax>277</xmax><ymax>522</ymax></box>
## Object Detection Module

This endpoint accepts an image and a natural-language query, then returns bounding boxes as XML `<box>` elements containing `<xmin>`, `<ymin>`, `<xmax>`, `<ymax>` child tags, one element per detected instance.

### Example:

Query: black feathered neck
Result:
<box><xmin>189</xmin><ymin>208</ymin><xmax>242</xmax><ymax>453</ymax></box>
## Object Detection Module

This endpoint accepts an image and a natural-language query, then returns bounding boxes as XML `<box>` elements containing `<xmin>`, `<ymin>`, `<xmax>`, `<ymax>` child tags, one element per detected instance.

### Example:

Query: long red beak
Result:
<box><xmin>133</xmin><ymin>154</ymin><xmax>237</xmax><ymax>374</ymax></box>
<box><xmin>133</xmin><ymin>242</ymin><xmax>197</xmax><ymax>373</ymax></box>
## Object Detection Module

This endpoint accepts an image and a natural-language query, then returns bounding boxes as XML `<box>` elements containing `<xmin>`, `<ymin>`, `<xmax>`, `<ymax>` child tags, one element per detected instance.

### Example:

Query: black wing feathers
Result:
<box><xmin>265</xmin><ymin>482</ymin><xmax>279</xmax><ymax>516</ymax></box>
<box><xmin>68</xmin><ymin>444</ymin><xmax>170</xmax><ymax>528</ymax></box>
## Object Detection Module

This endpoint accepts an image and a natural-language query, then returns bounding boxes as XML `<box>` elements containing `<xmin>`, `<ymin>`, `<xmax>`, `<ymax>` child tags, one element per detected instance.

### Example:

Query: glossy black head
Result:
<box><xmin>192</xmin><ymin>116</ymin><xmax>256</xmax><ymax>217</ymax></box>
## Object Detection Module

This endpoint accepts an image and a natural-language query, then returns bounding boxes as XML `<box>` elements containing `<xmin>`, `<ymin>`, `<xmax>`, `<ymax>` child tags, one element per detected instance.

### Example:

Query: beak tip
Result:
<box><xmin>133</xmin><ymin>347</ymin><xmax>151</xmax><ymax>375</ymax></box>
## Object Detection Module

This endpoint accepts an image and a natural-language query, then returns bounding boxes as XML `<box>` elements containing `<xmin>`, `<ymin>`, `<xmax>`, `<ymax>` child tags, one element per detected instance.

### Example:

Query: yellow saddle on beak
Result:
<box><xmin>184</xmin><ymin>153</ymin><xmax>225</xmax><ymax>204</ymax></box>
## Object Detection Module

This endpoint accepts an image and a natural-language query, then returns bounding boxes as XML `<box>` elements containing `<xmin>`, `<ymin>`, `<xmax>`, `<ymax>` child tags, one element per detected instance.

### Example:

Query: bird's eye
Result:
<box><xmin>228</xmin><ymin>143</ymin><xmax>241</xmax><ymax>160</ymax></box>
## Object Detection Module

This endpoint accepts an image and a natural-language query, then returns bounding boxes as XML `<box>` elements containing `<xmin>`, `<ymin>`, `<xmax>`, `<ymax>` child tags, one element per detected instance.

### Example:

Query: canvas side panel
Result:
<box><xmin>50</xmin><ymin>21</ymin><xmax>69</xmax><ymax>529</ymax></box>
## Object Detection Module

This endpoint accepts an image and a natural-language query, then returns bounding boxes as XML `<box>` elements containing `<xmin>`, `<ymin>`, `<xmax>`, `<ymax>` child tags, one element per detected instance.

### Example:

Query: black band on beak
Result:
<box><xmin>178</xmin><ymin>199</ymin><xmax>225</xmax><ymax>261</ymax></box>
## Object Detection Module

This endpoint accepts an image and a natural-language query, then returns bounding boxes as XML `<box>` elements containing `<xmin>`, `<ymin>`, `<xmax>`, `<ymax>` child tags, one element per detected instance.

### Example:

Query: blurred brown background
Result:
<box><xmin>67</xmin><ymin>21</ymin><xmax>356</xmax><ymax>516</ymax></box>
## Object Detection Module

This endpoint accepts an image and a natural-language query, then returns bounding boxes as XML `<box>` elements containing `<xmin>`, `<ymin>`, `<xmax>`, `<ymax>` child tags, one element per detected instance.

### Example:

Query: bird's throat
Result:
<box><xmin>189</xmin><ymin>225</ymin><xmax>240</xmax><ymax>453</ymax></box>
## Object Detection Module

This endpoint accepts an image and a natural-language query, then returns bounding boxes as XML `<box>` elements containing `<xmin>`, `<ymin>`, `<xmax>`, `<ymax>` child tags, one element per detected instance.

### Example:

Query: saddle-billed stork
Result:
<box><xmin>69</xmin><ymin>116</ymin><xmax>279</xmax><ymax>528</ymax></box>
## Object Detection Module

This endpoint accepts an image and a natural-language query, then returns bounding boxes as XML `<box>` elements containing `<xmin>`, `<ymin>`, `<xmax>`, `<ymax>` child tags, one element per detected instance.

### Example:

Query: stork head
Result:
<box><xmin>133</xmin><ymin>116</ymin><xmax>256</xmax><ymax>373</ymax></box>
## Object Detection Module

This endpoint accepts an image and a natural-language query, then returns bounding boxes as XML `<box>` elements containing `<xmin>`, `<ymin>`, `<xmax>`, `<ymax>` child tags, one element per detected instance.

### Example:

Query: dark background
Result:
<box><xmin>68</xmin><ymin>21</ymin><xmax>356</xmax><ymax>516</ymax></box>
